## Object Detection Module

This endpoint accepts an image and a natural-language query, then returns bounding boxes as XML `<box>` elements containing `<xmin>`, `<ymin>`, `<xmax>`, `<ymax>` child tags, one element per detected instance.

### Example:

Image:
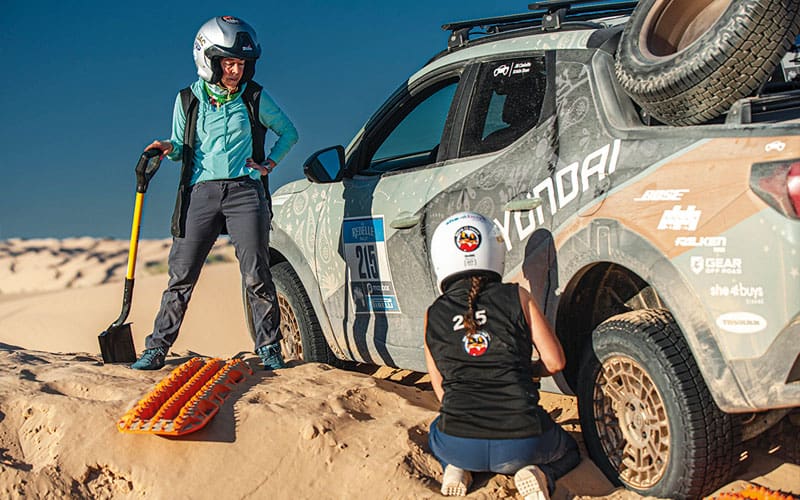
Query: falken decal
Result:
<box><xmin>342</xmin><ymin>216</ymin><xmax>401</xmax><ymax>314</ymax></box>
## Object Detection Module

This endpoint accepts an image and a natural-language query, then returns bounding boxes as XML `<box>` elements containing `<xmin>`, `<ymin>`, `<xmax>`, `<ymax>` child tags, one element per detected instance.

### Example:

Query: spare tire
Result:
<box><xmin>615</xmin><ymin>0</ymin><xmax>800</xmax><ymax>126</ymax></box>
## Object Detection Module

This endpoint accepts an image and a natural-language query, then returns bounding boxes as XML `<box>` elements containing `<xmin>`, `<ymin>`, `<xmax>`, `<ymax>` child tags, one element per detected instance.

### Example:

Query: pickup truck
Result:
<box><xmin>248</xmin><ymin>1</ymin><xmax>800</xmax><ymax>497</ymax></box>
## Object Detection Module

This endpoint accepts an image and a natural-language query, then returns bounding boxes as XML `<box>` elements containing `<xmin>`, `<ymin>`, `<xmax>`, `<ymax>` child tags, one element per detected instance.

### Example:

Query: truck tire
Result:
<box><xmin>577</xmin><ymin>309</ymin><xmax>738</xmax><ymax>499</ymax></box>
<box><xmin>243</xmin><ymin>261</ymin><xmax>338</xmax><ymax>365</ymax></box>
<box><xmin>615</xmin><ymin>0</ymin><xmax>800</xmax><ymax>125</ymax></box>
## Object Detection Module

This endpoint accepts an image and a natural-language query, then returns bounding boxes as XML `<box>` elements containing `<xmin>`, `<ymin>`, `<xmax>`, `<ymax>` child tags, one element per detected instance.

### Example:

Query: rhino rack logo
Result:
<box><xmin>658</xmin><ymin>205</ymin><xmax>701</xmax><ymax>231</ymax></box>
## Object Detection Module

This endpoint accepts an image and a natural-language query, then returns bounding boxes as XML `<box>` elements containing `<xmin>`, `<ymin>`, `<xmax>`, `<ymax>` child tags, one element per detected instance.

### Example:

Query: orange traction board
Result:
<box><xmin>118</xmin><ymin>357</ymin><xmax>253</xmax><ymax>436</ymax></box>
<box><xmin>708</xmin><ymin>485</ymin><xmax>799</xmax><ymax>500</ymax></box>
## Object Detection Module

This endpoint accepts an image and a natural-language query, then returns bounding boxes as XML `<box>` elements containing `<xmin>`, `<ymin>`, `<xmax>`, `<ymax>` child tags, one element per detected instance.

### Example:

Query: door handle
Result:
<box><xmin>503</xmin><ymin>197</ymin><xmax>543</xmax><ymax>212</ymax></box>
<box><xmin>390</xmin><ymin>212</ymin><xmax>420</xmax><ymax>229</ymax></box>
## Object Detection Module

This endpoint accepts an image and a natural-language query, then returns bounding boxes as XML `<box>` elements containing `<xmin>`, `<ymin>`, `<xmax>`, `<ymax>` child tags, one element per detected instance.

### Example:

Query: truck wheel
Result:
<box><xmin>615</xmin><ymin>0</ymin><xmax>800</xmax><ymax>125</ymax></box>
<box><xmin>242</xmin><ymin>261</ymin><xmax>338</xmax><ymax>364</ymax></box>
<box><xmin>577</xmin><ymin>309</ymin><xmax>737</xmax><ymax>499</ymax></box>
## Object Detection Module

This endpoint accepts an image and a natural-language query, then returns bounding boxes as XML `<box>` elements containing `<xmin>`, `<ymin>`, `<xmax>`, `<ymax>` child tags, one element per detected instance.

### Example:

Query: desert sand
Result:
<box><xmin>0</xmin><ymin>238</ymin><xmax>797</xmax><ymax>499</ymax></box>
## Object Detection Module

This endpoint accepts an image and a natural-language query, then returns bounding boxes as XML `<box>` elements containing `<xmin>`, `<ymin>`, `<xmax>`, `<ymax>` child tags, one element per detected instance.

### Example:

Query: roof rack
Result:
<box><xmin>442</xmin><ymin>0</ymin><xmax>638</xmax><ymax>49</ymax></box>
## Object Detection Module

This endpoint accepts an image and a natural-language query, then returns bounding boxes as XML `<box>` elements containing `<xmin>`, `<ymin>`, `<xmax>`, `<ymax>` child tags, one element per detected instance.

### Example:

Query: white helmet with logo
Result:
<box><xmin>430</xmin><ymin>211</ymin><xmax>505</xmax><ymax>293</ymax></box>
<box><xmin>193</xmin><ymin>16</ymin><xmax>261</xmax><ymax>84</ymax></box>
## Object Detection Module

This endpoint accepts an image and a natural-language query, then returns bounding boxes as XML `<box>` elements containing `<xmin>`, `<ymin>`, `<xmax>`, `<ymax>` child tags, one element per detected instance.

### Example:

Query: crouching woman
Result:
<box><xmin>424</xmin><ymin>212</ymin><xmax>580</xmax><ymax>499</ymax></box>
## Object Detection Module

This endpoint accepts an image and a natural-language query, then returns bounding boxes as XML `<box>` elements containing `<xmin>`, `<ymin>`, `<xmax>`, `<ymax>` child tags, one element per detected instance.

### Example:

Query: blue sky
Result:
<box><xmin>0</xmin><ymin>1</ymin><xmax>526</xmax><ymax>239</ymax></box>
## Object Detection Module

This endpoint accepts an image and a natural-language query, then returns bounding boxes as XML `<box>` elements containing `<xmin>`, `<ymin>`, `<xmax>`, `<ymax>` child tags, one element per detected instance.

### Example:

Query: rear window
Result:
<box><xmin>460</xmin><ymin>57</ymin><xmax>547</xmax><ymax>157</ymax></box>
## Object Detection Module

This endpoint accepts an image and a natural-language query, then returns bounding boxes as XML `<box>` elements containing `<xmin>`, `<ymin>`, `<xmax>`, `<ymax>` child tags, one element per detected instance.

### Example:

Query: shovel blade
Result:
<box><xmin>99</xmin><ymin>323</ymin><xmax>136</xmax><ymax>363</ymax></box>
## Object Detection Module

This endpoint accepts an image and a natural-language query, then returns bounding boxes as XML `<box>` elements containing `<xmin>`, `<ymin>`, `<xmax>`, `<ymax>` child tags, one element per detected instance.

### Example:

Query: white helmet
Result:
<box><xmin>193</xmin><ymin>16</ymin><xmax>261</xmax><ymax>84</ymax></box>
<box><xmin>430</xmin><ymin>212</ymin><xmax>505</xmax><ymax>293</ymax></box>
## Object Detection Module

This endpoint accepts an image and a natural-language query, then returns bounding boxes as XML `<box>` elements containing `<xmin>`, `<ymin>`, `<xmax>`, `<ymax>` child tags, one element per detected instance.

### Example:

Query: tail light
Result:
<box><xmin>750</xmin><ymin>159</ymin><xmax>800</xmax><ymax>218</ymax></box>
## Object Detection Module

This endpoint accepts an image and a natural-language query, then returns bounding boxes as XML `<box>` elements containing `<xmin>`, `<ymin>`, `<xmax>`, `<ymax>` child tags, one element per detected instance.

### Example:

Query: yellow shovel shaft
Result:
<box><xmin>126</xmin><ymin>192</ymin><xmax>145</xmax><ymax>280</ymax></box>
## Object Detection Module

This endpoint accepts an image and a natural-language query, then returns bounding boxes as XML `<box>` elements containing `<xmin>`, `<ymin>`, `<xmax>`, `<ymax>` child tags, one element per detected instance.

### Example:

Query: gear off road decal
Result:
<box><xmin>342</xmin><ymin>216</ymin><xmax>401</xmax><ymax>314</ymax></box>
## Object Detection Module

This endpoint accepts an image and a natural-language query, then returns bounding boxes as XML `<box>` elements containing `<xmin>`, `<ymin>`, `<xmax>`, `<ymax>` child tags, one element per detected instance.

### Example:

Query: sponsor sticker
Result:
<box><xmin>634</xmin><ymin>189</ymin><xmax>689</xmax><ymax>202</ymax></box>
<box><xmin>716</xmin><ymin>312</ymin><xmax>767</xmax><ymax>334</ymax></box>
<box><xmin>709</xmin><ymin>283</ymin><xmax>764</xmax><ymax>304</ymax></box>
<box><xmin>675</xmin><ymin>236</ymin><xmax>727</xmax><ymax>253</ymax></box>
<box><xmin>658</xmin><ymin>205</ymin><xmax>701</xmax><ymax>231</ymax></box>
<box><xmin>221</xmin><ymin>16</ymin><xmax>241</xmax><ymax>24</ymax></box>
<box><xmin>343</xmin><ymin>216</ymin><xmax>401</xmax><ymax>314</ymax></box>
<box><xmin>511</xmin><ymin>61</ymin><xmax>531</xmax><ymax>75</ymax></box>
<box><xmin>690</xmin><ymin>256</ymin><xmax>742</xmax><ymax>275</ymax></box>
<box><xmin>765</xmin><ymin>140</ymin><xmax>786</xmax><ymax>152</ymax></box>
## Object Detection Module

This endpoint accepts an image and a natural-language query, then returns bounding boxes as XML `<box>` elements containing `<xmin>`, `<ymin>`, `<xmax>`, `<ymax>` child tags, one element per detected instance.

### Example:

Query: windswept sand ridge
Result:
<box><xmin>0</xmin><ymin>238</ymin><xmax>235</xmax><ymax>295</ymax></box>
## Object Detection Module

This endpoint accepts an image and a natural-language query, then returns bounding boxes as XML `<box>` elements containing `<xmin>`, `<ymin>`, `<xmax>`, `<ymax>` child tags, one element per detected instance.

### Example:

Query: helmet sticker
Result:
<box><xmin>463</xmin><ymin>331</ymin><xmax>491</xmax><ymax>356</ymax></box>
<box><xmin>221</xmin><ymin>16</ymin><xmax>241</xmax><ymax>24</ymax></box>
<box><xmin>455</xmin><ymin>226</ymin><xmax>481</xmax><ymax>252</ymax></box>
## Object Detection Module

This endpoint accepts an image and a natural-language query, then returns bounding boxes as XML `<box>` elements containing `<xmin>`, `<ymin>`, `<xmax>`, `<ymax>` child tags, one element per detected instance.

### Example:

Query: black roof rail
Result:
<box><xmin>442</xmin><ymin>0</ymin><xmax>637</xmax><ymax>49</ymax></box>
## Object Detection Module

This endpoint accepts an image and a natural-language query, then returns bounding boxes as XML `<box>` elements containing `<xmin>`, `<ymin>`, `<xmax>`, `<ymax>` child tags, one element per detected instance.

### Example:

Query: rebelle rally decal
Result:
<box><xmin>342</xmin><ymin>216</ymin><xmax>402</xmax><ymax>314</ymax></box>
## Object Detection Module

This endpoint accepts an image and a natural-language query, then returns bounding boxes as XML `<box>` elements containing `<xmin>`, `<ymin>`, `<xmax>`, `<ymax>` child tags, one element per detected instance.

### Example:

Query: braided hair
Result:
<box><xmin>462</xmin><ymin>275</ymin><xmax>488</xmax><ymax>336</ymax></box>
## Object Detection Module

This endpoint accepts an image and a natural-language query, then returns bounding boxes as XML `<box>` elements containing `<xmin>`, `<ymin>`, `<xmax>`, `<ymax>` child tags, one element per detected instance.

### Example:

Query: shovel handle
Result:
<box><xmin>136</xmin><ymin>148</ymin><xmax>163</xmax><ymax>193</ymax></box>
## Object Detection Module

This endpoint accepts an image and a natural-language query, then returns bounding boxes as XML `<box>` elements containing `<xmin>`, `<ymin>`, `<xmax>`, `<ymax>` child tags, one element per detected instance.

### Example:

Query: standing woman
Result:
<box><xmin>132</xmin><ymin>16</ymin><xmax>298</xmax><ymax>370</ymax></box>
<box><xmin>424</xmin><ymin>212</ymin><xmax>580</xmax><ymax>499</ymax></box>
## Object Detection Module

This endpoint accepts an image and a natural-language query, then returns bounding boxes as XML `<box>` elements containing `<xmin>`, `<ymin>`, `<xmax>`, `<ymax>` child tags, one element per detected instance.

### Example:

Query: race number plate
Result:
<box><xmin>342</xmin><ymin>216</ymin><xmax>402</xmax><ymax>314</ymax></box>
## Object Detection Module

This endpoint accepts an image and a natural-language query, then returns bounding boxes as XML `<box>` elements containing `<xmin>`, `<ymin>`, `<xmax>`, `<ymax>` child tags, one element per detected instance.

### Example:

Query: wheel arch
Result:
<box><xmin>554</xmin><ymin>218</ymin><xmax>748</xmax><ymax>411</ymax></box>
<box><xmin>268</xmin><ymin>226</ymin><xmax>345</xmax><ymax>359</ymax></box>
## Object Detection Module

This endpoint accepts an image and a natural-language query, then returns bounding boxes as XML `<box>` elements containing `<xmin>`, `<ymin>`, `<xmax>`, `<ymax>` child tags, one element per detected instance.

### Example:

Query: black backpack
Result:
<box><xmin>171</xmin><ymin>81</ymin><xmax>269</xmax><ymax>237</ymax></box>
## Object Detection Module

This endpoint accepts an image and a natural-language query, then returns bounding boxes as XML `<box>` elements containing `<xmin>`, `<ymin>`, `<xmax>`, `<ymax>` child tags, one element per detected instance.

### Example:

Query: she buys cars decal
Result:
<box><xmin>342</xmin><ymin>216</ymin><xmax>402</xmax><ymax>314</ymax></box>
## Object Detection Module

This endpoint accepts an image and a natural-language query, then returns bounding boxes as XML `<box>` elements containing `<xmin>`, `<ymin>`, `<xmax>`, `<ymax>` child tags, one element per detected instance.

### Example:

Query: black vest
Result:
<box><xmin>426</xmin><ymin>277</ymin><xmax>549</xmax><ymax>439</ymax></box>
<box><xmin>171</xmin><ymin>81</ymin><xmax>269</xmax><ymax>237</ymax></box>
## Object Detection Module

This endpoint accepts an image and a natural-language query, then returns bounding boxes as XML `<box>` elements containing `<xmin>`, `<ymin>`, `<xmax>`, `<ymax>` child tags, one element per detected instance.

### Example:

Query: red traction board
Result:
<box><xmin>118</xmin><ymin>357</ymin><xmax>253</xmax><ymax>436</ymax></box>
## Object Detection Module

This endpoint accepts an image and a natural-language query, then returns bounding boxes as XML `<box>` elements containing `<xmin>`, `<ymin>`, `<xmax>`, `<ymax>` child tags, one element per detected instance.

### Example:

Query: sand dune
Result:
<box><xmin>0</xmin><ymin>238</ymin><xmax>797</xmax><ymax>499</ymax></box>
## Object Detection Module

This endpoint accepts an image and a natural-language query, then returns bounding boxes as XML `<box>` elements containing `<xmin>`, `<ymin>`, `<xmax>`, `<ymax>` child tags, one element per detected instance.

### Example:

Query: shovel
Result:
<box><xmin>99</xmin><ymin>149</ymin><xmax>163</xmax><ymax>363</ymax></box>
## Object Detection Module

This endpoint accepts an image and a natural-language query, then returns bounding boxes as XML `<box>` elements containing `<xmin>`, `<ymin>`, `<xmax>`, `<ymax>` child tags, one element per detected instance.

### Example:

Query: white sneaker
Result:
<box><xmin>441</xmin><ymin>464</ymin><xmax>472</xmax><ymax>496</ymax></box>
<box><xmin>514</xmin><ymin>465</ymin><xmax>550</xmax><ymax>500</ymax></box>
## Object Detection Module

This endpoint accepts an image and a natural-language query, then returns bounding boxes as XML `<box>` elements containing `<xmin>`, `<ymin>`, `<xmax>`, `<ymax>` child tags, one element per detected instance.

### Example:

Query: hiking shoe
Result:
<box><xmin>130</xmin><ymin>347</ymin><xmax>166</xmax><ymax>370</ymax></box>
<box><xmin>441</xmin><ymin>465</ymin><xmax>471</xmax><ymax>496</ymax></box>
<box><xmin>514</xmin><ymin>465</ymin><xmax>550</xmax><ymax>500</ymax></box>
<box><xmin>256</xmin><ymin>342</ymin><xmax>287</xmax><ymax>370</ymax></box>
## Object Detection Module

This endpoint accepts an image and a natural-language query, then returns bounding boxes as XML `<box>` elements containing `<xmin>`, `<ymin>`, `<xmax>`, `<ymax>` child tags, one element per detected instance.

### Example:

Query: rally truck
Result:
<box><xmin>245</xmin><ymin>1</ymin><xmax>800</xmax><ymax>497</ymax></box>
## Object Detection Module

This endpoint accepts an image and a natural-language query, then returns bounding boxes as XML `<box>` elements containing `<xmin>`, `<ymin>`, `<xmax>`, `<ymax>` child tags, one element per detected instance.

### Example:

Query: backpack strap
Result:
<box><xmin>171</xmin><ymin>87</ymin><xmax>200</xmax><ymax>237</ymax></box>
<box><xmin>241</xmin><ymin>81</ymin><xmax>272</xmax><ymax>213</ymax></box>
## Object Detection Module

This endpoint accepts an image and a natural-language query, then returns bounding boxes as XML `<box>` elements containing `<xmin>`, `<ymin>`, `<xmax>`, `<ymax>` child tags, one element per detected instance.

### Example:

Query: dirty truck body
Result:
<box><xmin>259</xmin><ymin>3</ymin><xmax>800</xmax><ymax>497</ymax></box>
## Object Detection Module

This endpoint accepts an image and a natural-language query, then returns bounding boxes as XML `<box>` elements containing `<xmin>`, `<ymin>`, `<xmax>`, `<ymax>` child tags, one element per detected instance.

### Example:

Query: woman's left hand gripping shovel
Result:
<box><xmin>99</xmin><ymin>149</ymin><xmax>163</xmax><ymax>363</ymax></box>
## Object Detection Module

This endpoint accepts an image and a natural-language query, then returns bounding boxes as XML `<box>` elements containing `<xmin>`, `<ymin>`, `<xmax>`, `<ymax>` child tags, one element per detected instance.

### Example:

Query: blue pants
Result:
<box><xmin>428</xmin><ymin>415</ymin><xmax>580</xmax><ymax>495</ymax></box>
<box><xmin>145</xmin><ymin>177</ymin><xmax>280</xmax><ymax>351</ymax></box>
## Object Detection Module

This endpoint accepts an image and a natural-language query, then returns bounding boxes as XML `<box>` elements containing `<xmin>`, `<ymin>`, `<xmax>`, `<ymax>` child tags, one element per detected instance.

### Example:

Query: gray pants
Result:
<box><xmin>145</xmin><ymin>176</ymin><xmax>281</xmax><ymax>351</ymax></box>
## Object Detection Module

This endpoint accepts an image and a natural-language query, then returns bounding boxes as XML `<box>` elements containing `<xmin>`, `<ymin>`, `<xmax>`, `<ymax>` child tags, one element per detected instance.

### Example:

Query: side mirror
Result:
<box><xmin>303</xmin><ymin>145</ymin><xmax>345</xmax><ymax>183</ymax></box>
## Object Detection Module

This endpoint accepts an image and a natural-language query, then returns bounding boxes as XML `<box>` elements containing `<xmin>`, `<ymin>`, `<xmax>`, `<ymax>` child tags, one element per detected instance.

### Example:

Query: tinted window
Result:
<box><xmin>366</xmin><ymin>79</ymin><xmax>458</xmax><ymax>174</ymax></box>
<box><xmin>461</xmin><ymin>57</ymin><xmax>546</xmax><ymax>157</ymax></box>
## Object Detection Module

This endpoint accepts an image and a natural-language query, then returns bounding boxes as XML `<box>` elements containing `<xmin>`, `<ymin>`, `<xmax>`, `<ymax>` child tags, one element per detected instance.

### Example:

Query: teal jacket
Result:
<box><xmin>166</xmin><ymin>79</ymin><xmax>298</xmax><ymax>185</ymax></box>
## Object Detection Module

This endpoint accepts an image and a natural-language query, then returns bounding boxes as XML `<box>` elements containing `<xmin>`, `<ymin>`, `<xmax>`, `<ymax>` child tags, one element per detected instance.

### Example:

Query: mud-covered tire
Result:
<box><xmin>615</xmin><ymin>0</ymin><xmax>800</xmax><ymax>125</ymax></box>
<box><xmin>243</xmin><ymin>261</ymin><xmax>339</xmax><ymax>365</ymax></box>
<box><xmin>577</xmin><ymin>309</ymin><xmax>738</xmax><ymax>499</ymax></box>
